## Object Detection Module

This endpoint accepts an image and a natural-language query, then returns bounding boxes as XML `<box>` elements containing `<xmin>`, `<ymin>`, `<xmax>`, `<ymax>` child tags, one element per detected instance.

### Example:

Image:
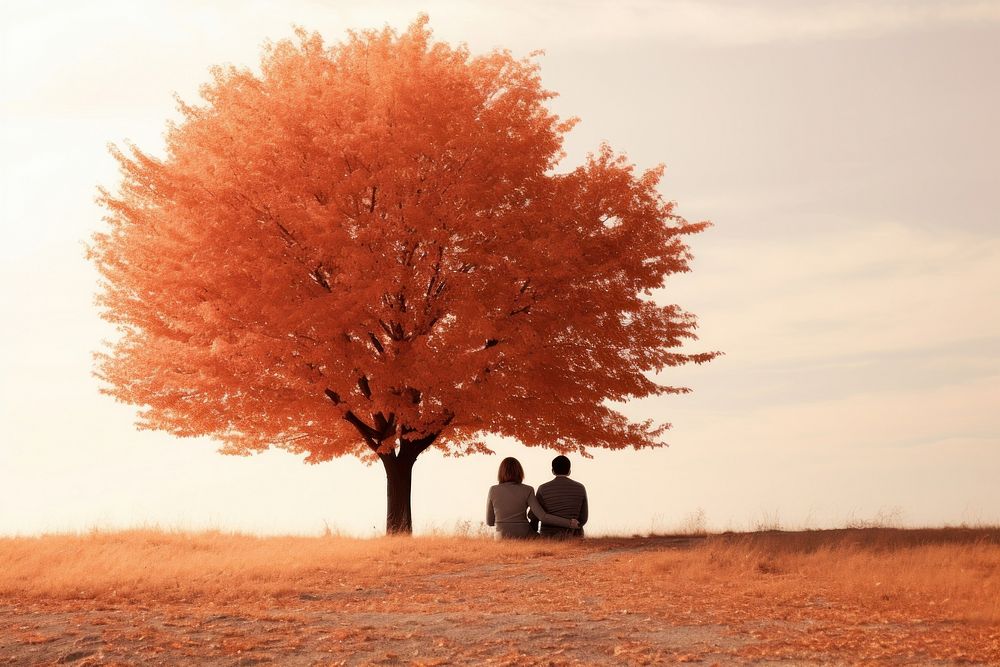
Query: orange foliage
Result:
<box><xmin>88</xmin><ymin>17</ymin><xmax>716</xmax><ymax>467</ymax></box>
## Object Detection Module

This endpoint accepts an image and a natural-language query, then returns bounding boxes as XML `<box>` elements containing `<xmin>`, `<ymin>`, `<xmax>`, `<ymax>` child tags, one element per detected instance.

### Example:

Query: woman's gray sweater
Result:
<box><xmin>486</xmin><ymin>482</ymin><xmax>574</xmax><ymax>538</ymax></box>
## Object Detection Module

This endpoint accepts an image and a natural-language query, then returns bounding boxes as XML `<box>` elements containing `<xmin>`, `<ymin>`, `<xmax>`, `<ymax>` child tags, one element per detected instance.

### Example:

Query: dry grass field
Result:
<box><xmin>1</xmin><ymin>527</ymin><xmax>999</xmax><ymax>665</ymax></box>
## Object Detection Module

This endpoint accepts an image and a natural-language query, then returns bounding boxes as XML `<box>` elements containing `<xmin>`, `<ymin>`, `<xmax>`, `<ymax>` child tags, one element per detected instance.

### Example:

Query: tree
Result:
<box><xmin>88</xmin><ymin>16</ymin><xmax>719</xmax><ymax>534</ymax></box>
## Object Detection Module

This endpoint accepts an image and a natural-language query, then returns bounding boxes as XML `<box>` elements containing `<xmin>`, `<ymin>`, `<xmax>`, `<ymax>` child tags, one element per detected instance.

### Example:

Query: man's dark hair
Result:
<box><xmin>552</xmin><ymin>455</ymin><xmax>571</xmax><ymax>475</ymax></box>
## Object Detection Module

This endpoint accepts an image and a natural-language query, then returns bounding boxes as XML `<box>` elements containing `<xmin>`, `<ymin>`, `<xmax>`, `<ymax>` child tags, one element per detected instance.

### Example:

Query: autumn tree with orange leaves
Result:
<box><xmin>88</xmin><ymin>17</ymin><xmax>719</xmax><ymax>534</ymax></box>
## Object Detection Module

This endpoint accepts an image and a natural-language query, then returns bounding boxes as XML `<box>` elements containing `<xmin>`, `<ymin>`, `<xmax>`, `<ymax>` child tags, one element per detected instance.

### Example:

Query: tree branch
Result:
<box><xmin>367</xmin><ymin>332</ymin><xmax>385</xmax><ymax>355</ymax></box>
<box><xmin>398</xmin><ymin>412</ymin><xmax>454</xmax><ymax>462</ymax></box>
<box><xmin>325</xmin><ymin>388</ymin><xmax>381</xmax><ymax>451</ymax></box>
<box><xmin>310</xmin><ymin>265</ymin><xmax>332</xmax><ymax>292</ymax></box>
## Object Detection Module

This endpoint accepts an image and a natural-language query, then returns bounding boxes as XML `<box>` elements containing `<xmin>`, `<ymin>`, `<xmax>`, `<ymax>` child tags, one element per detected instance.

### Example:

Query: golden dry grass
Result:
<box><xmin>649</xmin><ymin>529</ymin><xmax>1000</xmax><ymax>622</ymax></box>
<box><xmin>0</xmin><ymin>528</ymin><xmax>576</xmax><ymax>602</ymax></box>
<box><xmin>1</xmin><ymin>527</ymin><xmax>998</xmax><ymax>665</ymax></box>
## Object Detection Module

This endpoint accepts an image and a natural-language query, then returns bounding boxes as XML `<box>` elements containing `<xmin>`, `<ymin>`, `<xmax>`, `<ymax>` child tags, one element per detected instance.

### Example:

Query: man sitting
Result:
<box><xmin>529</xmin><ymin>455</ymin><xmax>588</xmax><ymax>537</ymax></box>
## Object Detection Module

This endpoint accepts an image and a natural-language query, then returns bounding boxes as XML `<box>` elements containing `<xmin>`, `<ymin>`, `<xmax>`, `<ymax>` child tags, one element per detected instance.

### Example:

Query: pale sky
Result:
<box><xmin>2</xmin><ymin>0</ymin><xmax>998</xmax><ymax>537</ymax></box>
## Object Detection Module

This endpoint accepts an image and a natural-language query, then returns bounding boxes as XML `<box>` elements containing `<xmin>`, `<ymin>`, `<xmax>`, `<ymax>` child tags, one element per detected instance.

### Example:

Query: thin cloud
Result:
<box><xmin>528</xmin><ymin>1</ymin><xmax>1000</xmax><ymax>46</ymax></box>
<box><xmin>668</xmin><ymin>220</ymin><xmax>1000</xmax><ymax>366</ymax></box>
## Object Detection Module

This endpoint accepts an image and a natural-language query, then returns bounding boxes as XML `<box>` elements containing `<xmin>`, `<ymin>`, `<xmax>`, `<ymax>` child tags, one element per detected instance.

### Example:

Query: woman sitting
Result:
<box><xmin>486</xmin><ymin>457</ymin><xmax>579</xmax><ymax>539</ymax></box>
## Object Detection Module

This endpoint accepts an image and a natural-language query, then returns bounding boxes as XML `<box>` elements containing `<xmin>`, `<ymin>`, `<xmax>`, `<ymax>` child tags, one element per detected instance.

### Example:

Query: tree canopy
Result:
<box><xmin>88</xmin><ymin>16</ymin><xmax>718</xmax><ymax>530</ymax></box>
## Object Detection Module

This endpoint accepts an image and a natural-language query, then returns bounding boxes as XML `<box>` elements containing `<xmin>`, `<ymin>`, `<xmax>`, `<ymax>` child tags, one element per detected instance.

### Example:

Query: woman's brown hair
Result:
<box><xmin>497</xmin><ymin>457</ymin><xmax>524</xmax><ymax>484</ymax></box>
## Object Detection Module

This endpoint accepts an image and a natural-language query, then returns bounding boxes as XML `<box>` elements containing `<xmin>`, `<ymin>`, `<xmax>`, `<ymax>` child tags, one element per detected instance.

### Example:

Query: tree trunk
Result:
<box><xmin>377</xmin><ymin>431</ymin><xmax>441</xmax><ymax>535</ymax></box>
<box><xmin>324</xmin><ymin>388</ymin><xmax>448</xmax><ymax>535</ymax></box>
<box><xmin>380</xmin><ymin>451</ymin><xmax>415</xmax><ymax>534</ymax></box>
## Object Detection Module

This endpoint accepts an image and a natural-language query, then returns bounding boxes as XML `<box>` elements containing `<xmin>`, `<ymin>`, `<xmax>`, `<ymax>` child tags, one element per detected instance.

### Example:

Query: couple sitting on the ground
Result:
<box><xmin>486</xmin><ymin>455</ymin><xmax>588</xmax><ymax>539</ymax></box>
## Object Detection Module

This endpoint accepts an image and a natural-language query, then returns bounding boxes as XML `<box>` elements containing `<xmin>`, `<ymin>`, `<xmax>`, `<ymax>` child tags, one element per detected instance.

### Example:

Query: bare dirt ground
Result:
<box><xmin>1</xmin><ymin>529</ymin><xmax>998</xmax><ymax>665</ymax></box>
